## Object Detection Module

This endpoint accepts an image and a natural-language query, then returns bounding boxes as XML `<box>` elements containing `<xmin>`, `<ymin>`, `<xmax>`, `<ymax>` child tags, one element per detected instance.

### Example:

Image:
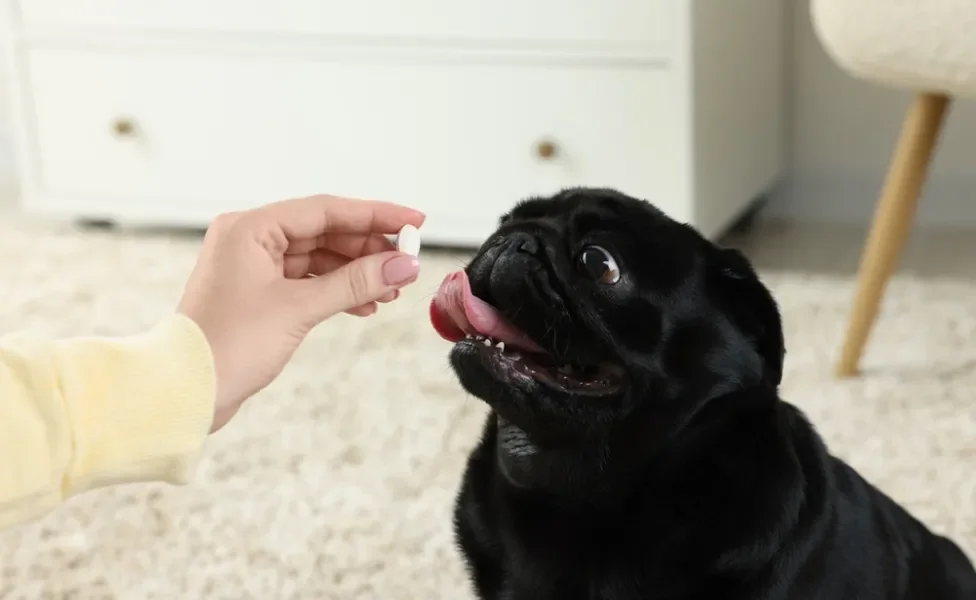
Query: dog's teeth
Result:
<box><xmin>483</xmin><ymin>338</ymin><xmax>492</xmax><ymax>346</ymax></box>
<box><xmin>465</xmin><ymin>333</ymin><xmax>474</xmax><ymax>340</ymax></box>
<box><xmin>496</xmin><ymin>342</ymin><xmax>505</xmax><ymax>351</ymax></box>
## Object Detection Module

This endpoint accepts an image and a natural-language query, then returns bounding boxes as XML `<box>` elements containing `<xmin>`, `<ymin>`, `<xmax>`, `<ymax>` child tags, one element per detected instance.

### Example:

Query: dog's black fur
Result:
<box><xmin>447</xmin><ymin>188</ymin><xmax>976</xmax><ymax>599</ymax></box>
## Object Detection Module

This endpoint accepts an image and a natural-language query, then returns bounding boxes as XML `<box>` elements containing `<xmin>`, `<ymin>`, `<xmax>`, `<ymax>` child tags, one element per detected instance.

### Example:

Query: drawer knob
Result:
<box><xmin>112</xmin><ymin>118</ymin><xmax>136</xmax><ymax>137</ymax></box>
<box><xmin>535</xmin><ymin>140</ymin><xmax>558</xmax><ymax>160</ymax></box>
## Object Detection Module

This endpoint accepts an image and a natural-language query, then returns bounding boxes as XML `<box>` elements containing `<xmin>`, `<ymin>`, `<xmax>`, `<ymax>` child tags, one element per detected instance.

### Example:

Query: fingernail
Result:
<box><xmin>383</xmin><ymin>254</ymin><xmax>420</xmax><ymax>285</ymax></box>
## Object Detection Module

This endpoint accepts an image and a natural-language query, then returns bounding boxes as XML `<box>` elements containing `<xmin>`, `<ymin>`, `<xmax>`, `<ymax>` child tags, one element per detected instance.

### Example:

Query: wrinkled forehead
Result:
<box><xmin>500</xmin><ymin>191</ymin><xmax>705</xmax><ymax>289</ymax></box>
<box><xmin>503</xmin><ymin>191</ymin><xmax>669</xmax><ymax>232</ymax></box>
<box><xmin>502</xmin><ymin>191</ymin><xmax>689</xmax><ymax>247</ymax></box>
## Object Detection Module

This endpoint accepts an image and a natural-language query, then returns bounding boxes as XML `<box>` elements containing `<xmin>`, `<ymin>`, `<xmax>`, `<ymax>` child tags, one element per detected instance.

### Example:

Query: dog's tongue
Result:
<box><xmin>429</xmin><ymin>271</ymin><xmax>542</xmax><ymax>352</ymax></box>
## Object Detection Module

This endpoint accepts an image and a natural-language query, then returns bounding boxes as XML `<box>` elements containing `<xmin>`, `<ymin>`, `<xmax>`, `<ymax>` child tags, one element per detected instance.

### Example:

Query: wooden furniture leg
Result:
<box><xmin>835</xmin><ymin>92</ymin><xmax>951</xmax><ymax>377</ymax></box>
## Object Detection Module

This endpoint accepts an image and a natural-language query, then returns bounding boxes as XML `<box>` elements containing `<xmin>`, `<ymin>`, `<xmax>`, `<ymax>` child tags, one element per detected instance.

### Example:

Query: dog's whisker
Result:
<box><xmin>541</xmin><ymin>319</ymin><xmax>557</xmax><ymax>350</ymax></box>
<box><xmin>408</xmin><ymin>287</ymin><xmax>439</xmax><ymax>310</ymax></box>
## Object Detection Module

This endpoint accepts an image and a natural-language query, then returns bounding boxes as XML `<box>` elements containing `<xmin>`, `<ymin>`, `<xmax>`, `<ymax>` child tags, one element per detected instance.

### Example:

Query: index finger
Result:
<box><xmin>260</xmin><ymin>194</ymin><xmax>426</xmax><ymax>240</ymax></box>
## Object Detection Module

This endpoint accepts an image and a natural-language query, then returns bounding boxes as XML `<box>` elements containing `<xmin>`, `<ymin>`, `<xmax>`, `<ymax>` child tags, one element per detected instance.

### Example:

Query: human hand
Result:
<box><xmin>176</xmin><ymin>194</ymin><xmax>425</xmax><ymax>432</ymax></box>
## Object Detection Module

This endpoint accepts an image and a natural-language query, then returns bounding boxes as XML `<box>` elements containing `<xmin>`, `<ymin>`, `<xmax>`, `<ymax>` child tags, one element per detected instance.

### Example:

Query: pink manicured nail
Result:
<box><xmin>383</xmin><ymin>254</ymin><xmax>420</xmax><ymax>285</ymax></box>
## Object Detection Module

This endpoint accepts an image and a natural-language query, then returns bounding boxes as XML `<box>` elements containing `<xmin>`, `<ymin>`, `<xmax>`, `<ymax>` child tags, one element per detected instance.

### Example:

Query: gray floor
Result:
<box><xmin>722</xmin><ymin>217</ymin><xmax>976</xmax><ymax>280</ymax></box>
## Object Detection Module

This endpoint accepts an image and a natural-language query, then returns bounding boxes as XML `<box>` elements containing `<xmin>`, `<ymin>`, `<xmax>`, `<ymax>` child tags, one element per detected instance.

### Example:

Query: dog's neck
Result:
<box><xmin>491</xmin><ymin>385</ymin><xmax>781</xmax><ymax>509</ymax></box>
<box><xmin>492</xmin><ymin>414</ymin><xmax>651</xmax><ymax>508</ymax></box>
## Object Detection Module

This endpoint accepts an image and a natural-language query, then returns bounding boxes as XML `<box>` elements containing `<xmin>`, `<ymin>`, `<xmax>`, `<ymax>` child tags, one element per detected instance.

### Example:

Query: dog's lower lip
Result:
<box><xmin>457</xmin><ymin>336</ymin><xmax>624</xmax><ymax>396</ymax></box>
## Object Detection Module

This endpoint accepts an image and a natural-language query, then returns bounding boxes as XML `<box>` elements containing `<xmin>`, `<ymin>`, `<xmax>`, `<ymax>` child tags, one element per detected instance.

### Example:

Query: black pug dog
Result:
<box><xmin>428</xmin><ymin>188</ymin><xmax>976</xmax><ymax>600</ymax></box>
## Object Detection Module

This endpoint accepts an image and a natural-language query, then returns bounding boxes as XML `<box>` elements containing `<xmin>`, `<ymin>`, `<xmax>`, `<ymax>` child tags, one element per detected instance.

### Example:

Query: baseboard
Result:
<box><xmin>766</xmin><ymin>170</ymin><xmax>976</xmax><ymax>228</ymax></box>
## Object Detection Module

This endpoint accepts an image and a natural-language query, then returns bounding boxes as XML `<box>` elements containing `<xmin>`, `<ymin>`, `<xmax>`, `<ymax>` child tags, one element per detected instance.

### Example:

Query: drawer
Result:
<box><xmin>25</xmin><ymin>50</ymin><xmax>684</xmax><ymax>232</ymax></box>
<box><xmin>16</xmin><ymin>0</ymin><xmax>671</xmax><ymax>50</ymax></box>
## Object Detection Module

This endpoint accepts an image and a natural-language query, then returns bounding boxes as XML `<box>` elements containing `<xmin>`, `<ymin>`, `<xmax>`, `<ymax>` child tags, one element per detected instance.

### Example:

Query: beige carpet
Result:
<box><xmin>0</xmin><ymin>216</ymin><xmax>973</xmax><ymax>599</ymax></box>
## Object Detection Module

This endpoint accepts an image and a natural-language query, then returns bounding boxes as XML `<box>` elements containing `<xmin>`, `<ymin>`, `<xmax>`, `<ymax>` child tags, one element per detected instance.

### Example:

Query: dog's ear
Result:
<box><xmin>709</xmin><ymin>248</ymin><xmax>785</xmax><ymax>385</ymax></box>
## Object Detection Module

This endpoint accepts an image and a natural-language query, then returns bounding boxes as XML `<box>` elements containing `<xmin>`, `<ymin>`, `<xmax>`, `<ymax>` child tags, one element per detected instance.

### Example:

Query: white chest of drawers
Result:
<box><xmin>1</xmin><ymin>1</ymin><xmax>786</xmax><ymax>245</ymax></box>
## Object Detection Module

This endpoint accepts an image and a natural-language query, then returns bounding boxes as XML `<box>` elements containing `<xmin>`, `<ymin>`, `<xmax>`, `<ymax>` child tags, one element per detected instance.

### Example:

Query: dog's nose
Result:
<box><xmin>507</xmin><ymin>232</ymin><xmax>540</xmax><ymax>256</ymax></box>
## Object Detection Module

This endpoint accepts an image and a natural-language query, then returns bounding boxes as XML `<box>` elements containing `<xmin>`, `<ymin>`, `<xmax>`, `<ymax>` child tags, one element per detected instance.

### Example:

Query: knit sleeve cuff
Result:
<box><xmin>53</xmin><ymin>313</ymin><xmax>216</xmax><ymax>496</ymax></box>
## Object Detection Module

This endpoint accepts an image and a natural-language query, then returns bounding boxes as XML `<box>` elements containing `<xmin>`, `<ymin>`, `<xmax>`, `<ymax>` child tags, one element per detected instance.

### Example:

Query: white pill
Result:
<box><xmin>396</xmin><ymin>224</ymin><xmax>421</xmax><ymax>256</ymax></box>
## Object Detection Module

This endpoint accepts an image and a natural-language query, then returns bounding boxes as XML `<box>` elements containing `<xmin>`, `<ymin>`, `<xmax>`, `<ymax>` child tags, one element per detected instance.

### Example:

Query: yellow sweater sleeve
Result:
<box><xmin>0</xmin><ymin>313</ymin><xmax>215</xmax><ymax>531</ymax></box>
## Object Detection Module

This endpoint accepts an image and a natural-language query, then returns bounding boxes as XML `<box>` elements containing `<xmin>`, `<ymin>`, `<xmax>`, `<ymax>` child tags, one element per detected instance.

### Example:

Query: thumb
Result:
<box><xmin>298</xmin><ymin>251</ymin><xmax>420</xmax><ymax>321</ymax></box>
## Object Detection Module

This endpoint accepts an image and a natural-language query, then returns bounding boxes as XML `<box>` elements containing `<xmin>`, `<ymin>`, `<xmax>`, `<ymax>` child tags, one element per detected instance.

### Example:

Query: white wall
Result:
<box><xmin>1</xmin><ymin>2</ymin><xmax>976</xmax><ymax>226</ymax></box>
<box><xmin>769</xmin><ymin>0</ymin><xmax>976</xmax><ymax>226</ymax></box>
<box><xmin>0</xmin><ymin>39</ymin><xmax>14</xmax><ymax>193</ymax></box>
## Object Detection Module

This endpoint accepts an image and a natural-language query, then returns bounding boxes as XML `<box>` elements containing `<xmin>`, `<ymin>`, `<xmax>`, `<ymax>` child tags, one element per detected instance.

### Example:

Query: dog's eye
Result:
<box><xmin>579</xmin><ymin>245</ymin><xmax>621</xmax><ymax>285</ymax></box>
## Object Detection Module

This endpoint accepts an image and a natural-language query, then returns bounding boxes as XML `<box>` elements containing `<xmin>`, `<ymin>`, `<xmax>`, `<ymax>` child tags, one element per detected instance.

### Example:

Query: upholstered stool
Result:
<box><xmin>811</xmin><ymin>0</ymin><xmax>976</xmax><ymax>376</ymax></box>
